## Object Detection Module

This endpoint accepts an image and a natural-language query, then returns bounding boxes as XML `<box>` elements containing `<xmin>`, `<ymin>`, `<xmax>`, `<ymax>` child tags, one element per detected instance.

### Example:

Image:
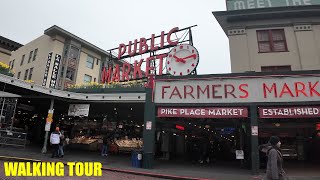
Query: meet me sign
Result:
<box><xmin>154</xmin><ymin>75</ymin><xmax>320</xmax><ymax>104</ymax></box>
<box><xmin>226</xmin><ymin>0</ymin><xmax>317</xmax><ymax>11</ymax></box>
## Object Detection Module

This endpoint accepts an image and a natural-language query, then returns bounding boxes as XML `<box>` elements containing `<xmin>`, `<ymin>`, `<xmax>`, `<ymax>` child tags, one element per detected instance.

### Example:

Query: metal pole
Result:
<box><xmin>10</xmin><ymin>98</ymin><xmax>18</xmax><ymax>130</ymax></box>
<box><xmin>250</xmin><ymin>104</ymin><xmax>259</xmax><ymax>175</ymax></box>
<box><xmin>41</xmin><ymin>99</ymin><xmax>54</xmax><ymax>154</ymax></box>
<box><xmin>0</xmin><ymin>98</ymin><xmax>5</xmax><ymax>124</ymax></box>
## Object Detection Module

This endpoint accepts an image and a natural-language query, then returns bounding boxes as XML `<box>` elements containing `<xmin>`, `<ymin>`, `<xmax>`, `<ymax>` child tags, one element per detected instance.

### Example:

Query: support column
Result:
<box><xmin>250</xmin><ymin>104</ymin><xmax>259</xmax><ymax>175</ymax></box>
<box><xmin>142</xmin><ymin>88</ymin><xmax>155</xmax><ymax>169</ymax></box>
<box><xmin>41</xmin><ymin>99</ymin><xmax>55</xmax><ymax>154</ymax></box>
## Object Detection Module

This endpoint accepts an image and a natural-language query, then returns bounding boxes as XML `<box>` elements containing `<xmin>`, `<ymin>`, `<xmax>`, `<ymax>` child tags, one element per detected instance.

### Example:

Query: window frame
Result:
<box><xmin>28</xmin><ymin>51</ymin><xmax>33</xmax><ymax>63</ymax></box>
<box><xmin>256</xmin><ymin>29</ymin><xmax>288</xmax><ymax>53</ymax></box>
<box><xmin>28</xmin><ymin>67</ymin><xmax>33</xmax><ymax>80</ymax></box>
<box><xmin>17</xmin><ymin>72</ymin><xmax>21</xmax><ymax>79</ymax></box>
<box><xmin>84</xmin><ymin>74</ymin><xmax>92</xmax><ymax>83</ymax></box>
<box><xmin>11</xmin><ymin>59</ymin><xmax>15</xmax><ymax>69</ymax></box>
<box><xmin>20</xmin><ymin>54</ymin><xmax>25</xmax><ymax>66</ymax></box>
<box><xmin>86</xmin><ymin>55</ymin><xmax>94</xmax><ymax>69</ymax></box>
<box><xmin>261</xmin><ymin>65</ymin><xmax>292</xmax><ymax>72</ymax></box>
<box><xmin>24</xmin><ymin>69</ymin><xmax>29</xmax><ymax>80</ymax></box>
<box><xmin>33</xmin><ymin>48</ymin><xmax>38</xmax><ymax>61</ymax></box>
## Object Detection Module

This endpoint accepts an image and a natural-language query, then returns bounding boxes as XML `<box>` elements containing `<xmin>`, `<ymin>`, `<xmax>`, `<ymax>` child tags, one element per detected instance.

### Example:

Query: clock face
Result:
<box><xmin>166</xmin><ymin>44</ymin><xmax>199</xmax><ymax>76</ymax></box>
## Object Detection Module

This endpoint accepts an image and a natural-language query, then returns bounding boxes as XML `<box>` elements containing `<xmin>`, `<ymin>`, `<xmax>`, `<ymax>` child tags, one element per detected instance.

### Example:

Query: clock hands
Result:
<box><xmin>173</xmin><ymin>54</ymin><xmax>197</xmax><ymax>63</ymax></box>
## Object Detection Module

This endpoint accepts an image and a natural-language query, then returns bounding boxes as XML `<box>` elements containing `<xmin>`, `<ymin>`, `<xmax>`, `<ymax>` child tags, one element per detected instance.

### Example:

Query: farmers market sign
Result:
<box><xmin>226</xmin><ymin>0</ymin><xmax>317</xmax><ymax>11</ymax></box>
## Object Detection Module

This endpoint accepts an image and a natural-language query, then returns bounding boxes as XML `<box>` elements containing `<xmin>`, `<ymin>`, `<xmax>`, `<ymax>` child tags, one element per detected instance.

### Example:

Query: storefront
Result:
<box><xmin>142</xmin><ymin>71</ymin><xmax>320</xmax><ymax>173</ymax></box>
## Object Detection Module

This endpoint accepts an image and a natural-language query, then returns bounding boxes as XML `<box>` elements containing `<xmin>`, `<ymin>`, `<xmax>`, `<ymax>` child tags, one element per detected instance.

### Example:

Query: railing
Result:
<box><xmin>0</xmin><ymin>129</ymin><xmax>27</xmax><ymax>149</ymax></box>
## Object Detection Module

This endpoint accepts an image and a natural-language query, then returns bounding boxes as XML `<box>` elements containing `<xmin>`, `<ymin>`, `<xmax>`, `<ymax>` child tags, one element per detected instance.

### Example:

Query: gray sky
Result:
<box><xmin>1</xmin><ymin>0</ymin><xmax>230</xmax><ymax>74</ymax></box>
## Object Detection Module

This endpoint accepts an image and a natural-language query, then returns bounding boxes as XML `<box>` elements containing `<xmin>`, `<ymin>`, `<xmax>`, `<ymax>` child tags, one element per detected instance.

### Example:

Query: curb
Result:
<box><xmin>0</xmin><ymin>155</ymin><xmax>214</xmax><ymax>180</ymax></box>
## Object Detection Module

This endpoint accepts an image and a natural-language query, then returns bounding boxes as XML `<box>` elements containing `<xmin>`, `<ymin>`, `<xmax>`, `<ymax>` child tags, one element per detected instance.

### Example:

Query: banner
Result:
<box><xmin>157</xmin><ymin>107</ymin><xmax>248</xmax><ymax>118</ymax></box>
<box><xmin>49</xmin><ymin>54</ymin><xmax>61</xmax><ymax>88</ymax></box>
<box><xmin>259</xmin><ymin>106</ymin><xmax>320</xmax><ymax>118</ymax></box>
<box><xmin>42</xmin><ymin>52</ymin><xmax>52</xmax><ymax>86</ymax></box>
<box><xmin>68</xmin><ymin>104</ymin><xmax>90</xmax><ymax>117</ymax></box>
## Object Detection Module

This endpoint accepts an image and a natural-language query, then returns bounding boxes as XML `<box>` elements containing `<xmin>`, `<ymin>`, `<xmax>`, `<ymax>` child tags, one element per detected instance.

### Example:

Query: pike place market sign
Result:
<box><xmin>226</xmin><ymin>0</ymin><xmax>318</xmax><ymax>11</ymax></box>
<box><xmin>154</xmin><ymin>75</ymin><xmax>320</xmax><ymax>103</ymax></box>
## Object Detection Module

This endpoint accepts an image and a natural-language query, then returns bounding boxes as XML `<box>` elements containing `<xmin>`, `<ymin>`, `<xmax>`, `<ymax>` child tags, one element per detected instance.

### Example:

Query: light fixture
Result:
<box><xmin>130</xmin><ymin>107</ymin><xmax>133</xmax><ymax>110</ymax></box>
<box><xmin>275</xmin><ymin>123</ymin><xmax>281</xmax><ymax>127</ymax></box>
<box><xmin>114</xmin><ymin>108</ymin><xmax>117</xmax><ymax>110</ymax></box>
<box><xmin>231</xmin><ymin>135</ymin><xmax>234</xmax><ymax>138</ymax></box>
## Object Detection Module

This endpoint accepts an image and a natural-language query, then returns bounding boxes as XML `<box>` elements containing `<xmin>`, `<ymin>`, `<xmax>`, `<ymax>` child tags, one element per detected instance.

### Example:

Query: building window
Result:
<box><xmin>28</xmin><ymin>67</ymin><xmax>33</xmax><ymax>80</ymax></box>
<box><xmin>94</xmin><ymin>77</ymin><xmax>96</xmax><ymax>82</ymax></box>
<box><xmin>20</xmin><ymin>55</ymin><xmax>25</xmax><ymax>66</ymax></box>
<box><xmin>261</xmin><ymin>65</ymin><xmax>291</xmax><ymax>72</ymax></box>
<box><xmin>11</xmin><ymin>59</ymin><xmax>15</xmax><ymax>69</ymax></box>
<box><xmin>33</xmin><ymin>48</ymin><xmax>38</xmax><ymax>61</ymax></box>
<box><xmin>257</xmin><ymin>29</ymin><xmax>288</xmax><ymax>53</ymax></box>
<box><xmin>28</xmin><ymin>51</ymin><xmax>33</xmax><ymax>63</ymax></box>
<box><xmin>8</xmin><ymin>61</ymin><xmax>11</xmax><ymax>68</ymax></box>
<box><xmin>96</xmin><ymin>59</ymin><xmax>99</xmax><ymax>66</ymax></box>
<box><xmin>70</xmin><ymin>46</ymin><xmax>79</xmax><ymax>60</ymax></box>
<box><xmin>86</xmin><ymin>55</ymin><xmax>94</xmax><ymax>69</ymax></box>
<box><xmin>24</xmin><ymin>69</ymin><xmax>29</xmax><ymax>80</ymax></box>
<box><xmin>66</xmin><ymin>68</ymin><xmax>75</xmax><ymax>81</ymax></box>
<box><xmin>84</xmin><ymin>74</ymin><xmax>92</xmax><ymax>83</ymax></box>
<box><xmin>17</xmin><ymin>72</ymin><xmax>21</xmax><ymax>79</ymax></box>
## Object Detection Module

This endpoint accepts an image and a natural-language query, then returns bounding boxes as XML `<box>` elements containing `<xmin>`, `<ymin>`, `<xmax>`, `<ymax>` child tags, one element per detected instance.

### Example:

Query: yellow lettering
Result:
<box><xmin>56</xmin><ymin>162</ymin><xmax>64</xmax><ymax>176</ymax></box>
<box><xmin>93</xmin><ymin>162</ymin><xmax>102</xmax><ymax>176</ymax></box>
<box><xmin>67</xmin><ymin>162</ymin><xmax>75</xmax><ymax>176</ymax></box>
<box><xmin>42</xmin><ymin>162</ymin><xmax>46</xmax><ymax>176</ymax></box>
<box><xmin>32</xmin><ymin>162</ymin><xmax>41</xmax><ymax>176</ymax></box>
<box><xmin>26</xmin><ymin>162</ymin><xmax>32</xmax><ymax>176</ymax></box>
<box><xmin>17</xmin><ymin>162</ymin><xmax>26</xmax><ymax>176</ymax></box>
<box><xmin>84</xmin><ymin>162</ymin><xmax>93</xmax><ymax>176</ymax></box>
<box><xmin>4</xmin><ymin>162</ymin><xmax>18</xmax><ymax>176</ymax></box>
<box><xmin>46</xmin><ymin>162</ymin><xmax>55</xmax><ymax>176</ymax></box>
<box><xmin>75</xmin><ymin>162</ymin><xmax>84</xmax><ymax>176</ymax></box>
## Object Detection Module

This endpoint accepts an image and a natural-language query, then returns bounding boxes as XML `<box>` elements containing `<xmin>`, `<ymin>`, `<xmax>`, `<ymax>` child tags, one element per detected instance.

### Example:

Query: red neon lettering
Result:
<box><xmin>160</xmin><ymin>31</ymin><xmax>165</xmax><ymax>48</ymax></box>
<box><xmin>167</xmin><ymin>27</ymin><xmax>179</xmax><ymax>46</ymax></box>
<box><xmin>112</xmin><ymin>64</ymin><xmax>120</xmax><ymax>82</ymax></box>
<box><xmin>279</xmin><ymin>83</ymin><xmax>294</xmax><ymax>98</ymax></box>
<box><xmin>150</xmin><ymin>34</ymin><xmax>158</xmax><ymax>51</ymax></box>
<box><xmin>224</xmin><ymin>84</ymin><xmax>237</xmax><ymax>98</ymax></box>
<box><xmin>184</xmin><ymin>85</ymin><xmax>195</xmax><ymax>99</ymax></box>
<box><xmin>101</xmin><ymin>66</ymin><xmax>112</xmax><ymax>83</ymax></box>
<box><xmin>162</xmin><ymin>86</ymin><xmax>170</xmax><ymax>99</ymax></box>
<box><xmin>128</xmin><ymin>40</ymin><xmax>138</xmax><ymax>56</ymax></box>
<box><xmin>133</xmin><ymin>59</ymin><xmax>143</xmax><ymax>79</ymax></box>
<box><xmin>139</xmin><ymin>37</ymin><xmax>148</xmax><ymax>55</ymax></box>
<box><xmin>212</xmin><ymin>85</ymin><xmax>222</xmax><ymax>99</ymax></box>
<box><xmin>122</xmin><ymin>63</ymin><xmax>131</xmax><ymax>81</ymax></box>
<box><xmin>309</xmin><ymin>81</ymin><xmax>320</xmax><ymax>97</ymax></box>
<box><xmin>156</xmin><ymin>54</ymin><xmax>167</xmax><ymax>76</ymax></box>
<box><xmin>197</xmin><ymin>85</ymin><xmax>209</xmax><ymax>99</ymax></box>
<box><xmin>169</xmin><ymin>86</ymin><xmax>182</xmax><ymax>99</ymax></box>
<box><xmin>263</xmin><ymin>83</ymin><xmax>277</xmax><ymax>98</ymax></box>
<box><xmin>118</xmin><ymin>44</ymin><xmax>126</xmax><ymax>60</ymax></box>
<box><xmin>145</xmin><ymin>56</ymin><xmax>155</xmax><ymax>77</ymax></box>
<box><xmin>239</xmin><ymin>84</ymin><xmax>249</xmax><ymax>98</ymax></box>
<box><xmin>294</xmin><ymin>82</ymin><xmax>308</xmax><ymax>97</ymax></box>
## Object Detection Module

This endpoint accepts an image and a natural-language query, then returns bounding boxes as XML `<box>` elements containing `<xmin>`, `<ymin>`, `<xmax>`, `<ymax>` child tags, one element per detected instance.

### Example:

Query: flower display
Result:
<box><xmin>0</xmin><ymin>61</ymin><xmax>14</xmax><ymax>77</ymax></box>
<box><xmin>24</xmin><ymin>80</ymin><xmax>35</xmax><ymax>83</ymax></box>
<box><xmin>67</xmin><ymin>80</ymin><xmax>146</xmax><ymax>91</ymax></box>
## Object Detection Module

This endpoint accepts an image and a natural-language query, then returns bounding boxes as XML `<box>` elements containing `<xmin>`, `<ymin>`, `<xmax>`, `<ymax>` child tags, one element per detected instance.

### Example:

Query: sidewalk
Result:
<box><xmin>0</xmin><ymin>146</ymin><xmax>319</xmax><ymax>180</ymax></box>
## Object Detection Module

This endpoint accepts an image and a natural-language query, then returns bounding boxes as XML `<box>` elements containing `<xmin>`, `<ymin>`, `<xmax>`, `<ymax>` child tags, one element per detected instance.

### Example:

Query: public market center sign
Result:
<box><xmin>154</xmin><ymin>75</ymin><xmax>320</xmax><ymax>103</ymax></box>
<box><xmin>226</xmin><ymin>0</ymin><xmax>318</xmax><ymax>11</ymax></box>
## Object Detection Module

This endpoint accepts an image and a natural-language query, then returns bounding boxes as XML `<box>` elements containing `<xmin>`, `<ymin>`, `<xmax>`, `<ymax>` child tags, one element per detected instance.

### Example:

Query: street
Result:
<box><xmin>0</xmin><ymin>160</ymin><xmax>165</xmax><ymax>180</ymax></box>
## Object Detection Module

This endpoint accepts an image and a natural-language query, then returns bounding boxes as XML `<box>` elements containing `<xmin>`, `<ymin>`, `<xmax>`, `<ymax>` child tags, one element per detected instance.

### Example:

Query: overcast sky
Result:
<box><xmin>1</xmin><ymin>0</ymin><xmax>230</xmax><ymax>74</ymax></box>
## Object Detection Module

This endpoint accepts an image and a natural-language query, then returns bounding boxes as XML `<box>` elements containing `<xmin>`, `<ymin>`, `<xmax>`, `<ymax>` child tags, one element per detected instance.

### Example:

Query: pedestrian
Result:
<box><xmin>50</xmin><ymin>127</ymin><xmax>61</xmax><ymax>158</ymax></box>
<box><xmin>58</xmin><ymin>130</ymin><xmax>65</xmax><ymax>158</ymax></box>
<box><xmin>264</xmin><ymin>136</ymin><xmax>288</xmax><ymax>180</ymax></box>
<box><xmin>101</xmin><ymin>134</ymin><xmax>108</xmax><ymax>156</ymax></box>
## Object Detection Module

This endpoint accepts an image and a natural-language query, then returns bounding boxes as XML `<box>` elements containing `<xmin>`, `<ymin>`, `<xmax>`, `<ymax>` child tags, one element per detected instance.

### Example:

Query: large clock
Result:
<box><xmin>166</xmin><ymin>44</ymin><xmax>199</xmax><ymax>76</ymax></box>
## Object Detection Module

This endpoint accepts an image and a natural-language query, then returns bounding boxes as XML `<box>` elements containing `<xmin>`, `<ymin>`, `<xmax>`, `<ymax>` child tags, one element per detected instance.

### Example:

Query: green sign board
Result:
<box><xmin>226</xmin><ymin>0</ymin><xmax>319</xmax><ymax>11</ymax></box>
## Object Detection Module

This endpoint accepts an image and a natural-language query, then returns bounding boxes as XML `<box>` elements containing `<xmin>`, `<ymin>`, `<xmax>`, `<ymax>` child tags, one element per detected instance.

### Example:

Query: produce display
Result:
<box><xmin>115</xmin><ymin>139</ymin><xmax>143</xmax><ymax>151</ymax></box>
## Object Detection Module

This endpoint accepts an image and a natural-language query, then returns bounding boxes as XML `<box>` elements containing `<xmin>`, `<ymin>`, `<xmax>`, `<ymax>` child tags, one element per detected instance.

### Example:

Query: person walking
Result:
<box><xmin>265</xmin><ymin>136</ymin><xmax>287</xmax><ymax>180</ymax></box>
<box><xmin>50</xmin><ymin>127</ymin><xmax>61</xmax><ymax>158</ymax></box>
<box><xmin>101</xmin><ymin>134</ymin><xmax>108</xmax><ymax>156</ymax></box>
<box><xmin>58</xmin><ymin>130</ymin><xmax>65</xmax><ymax>158</ymax></box>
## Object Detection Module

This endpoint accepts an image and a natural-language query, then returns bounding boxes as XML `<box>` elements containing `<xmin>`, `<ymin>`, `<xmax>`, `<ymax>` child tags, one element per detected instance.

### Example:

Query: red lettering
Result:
<box><xmin>145</xmin><ymin>56</ymin><xmax>155</xmax><ymax>77</ymax></box>
<box><xmin>128</xmin><ymin>40</ymin><xmax>138</xmax><ymax>56</ymax></box>
<box><xmin>139</xmin><ymin>37</ymin><xmax>148</xmax><ymax>55</ymax></box>
<box><xmin>212</xmin><ymin>85</ymin><xmax>222</xmax><ymax>99</ymax></box>
<box><xmin>239</xmin><ymin>84</ymin><xmax>249</xmax><ymax>98</ymax></box>
<box><xmin>184</xmin><ymin>85</ymin><xmax>195</xmax><ymax>99</ymax></box>
<box><xmin>309</xmin><ymin>81</ymin><xmax>320</xmax><ymax>97</ymax></box>
<box><xmin>156</xmin><ymin>54</ymin><xmax>167</xmax><ymax>76</ymax></box>
<box><xmin>294</xmin><ymin>82</ymin><xmax>308</xmax><ymax>97</ymax></box>
<box><xmin>167</xmin><ymin>27</ymin><xmax>179</xmax><ymax>46</ymax></box>
<box><xmin>279</xmin><ymin>83</ymin><xmax>294</xmax><ymax>98</ymax></box>
<box><xmin>122</xmin><ymin>63</ymin><xmax>131</xmax><ymax>81</ymax></box>
<box><xmin>162</xmin><ymin>86</ymin><xmax>170</xmax><ymax>99</ymax></box>
<box><xmin>160</xmin><ymin>31</ymin><xmax>165</xmax><ymax>48</ymax></box>
<box><xmin>263</xmin><ymin>83</ymin><xmax>277</xmax><ymax>98</ymax></box>
<box><xmin>170</xmin><ymin>86</ymin><xmax>182</xmax><ymax>99</ymax></box>
<box><xmin>112</xmin><ymin>64</ymin><xmax>120</xmax><ymax>82</ymax></box>
<box><xmin>133</xmin><ymin>59</ymin><xmax>143</xmax><ymax>79</ymax></box>
<box><xmin>224</xmin><ymin>84</ymin><xmax>237</xmax><ymax>98</ymax></box>
<box><xmin>101</xmin><ymin>66</ymin><xmax>112</xmax><ymax>83</ymax></box>
<box><xmin>197</xmin><ymin>85</ymin><xmax>209</xmax><ymax>99</ymax></box>
<box><xmin>150</xmin><ymin>34</ymin><xmax>158</xmax><ymax>51</ymax></box>
<box><xmin>118</xmin><ymin>44</ymin><xmax>126</xmax><ymax>60</ymax></box>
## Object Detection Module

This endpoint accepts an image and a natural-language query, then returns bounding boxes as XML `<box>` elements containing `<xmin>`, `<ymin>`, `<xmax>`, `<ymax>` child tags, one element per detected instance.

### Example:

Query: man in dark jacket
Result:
<box><xmin>101</xmin><ymin>134</ymin><xmax>108</xmax><ymax>156</ymax></box>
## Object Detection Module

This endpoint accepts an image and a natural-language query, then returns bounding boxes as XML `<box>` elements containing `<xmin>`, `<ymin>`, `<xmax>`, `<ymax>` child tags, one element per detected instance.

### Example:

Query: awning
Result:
<box><xmin>0</xmin><ymin>91</ymin><xmax>21</xmax><ymax>98</ymax></box>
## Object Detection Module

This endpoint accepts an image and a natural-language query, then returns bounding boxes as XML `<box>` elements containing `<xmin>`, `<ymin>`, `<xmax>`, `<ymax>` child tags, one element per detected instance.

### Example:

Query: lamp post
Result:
<box><xmin>41</xmin><ymin>99</ymin><xmax>54</xmax><ymax>154</ymax></box>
